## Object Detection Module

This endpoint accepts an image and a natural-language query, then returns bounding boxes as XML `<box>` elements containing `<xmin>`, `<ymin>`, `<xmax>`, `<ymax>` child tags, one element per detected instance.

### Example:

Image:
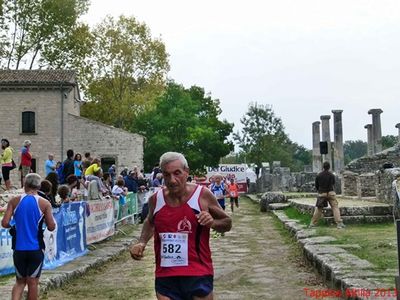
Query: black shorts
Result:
<box><xmin>2</xmin><ymin>166</ymin><xmax>12</xmax><ymax>181</ymax></box>
<box><xmin>13</xmin><ymin>250</ymin><xmax>44</xmax><ymax>278</ymax></box>
<box><xmin>155</xmin><ymin>275</ymin><xmax>213</xmax><ymax>300</ymax></box>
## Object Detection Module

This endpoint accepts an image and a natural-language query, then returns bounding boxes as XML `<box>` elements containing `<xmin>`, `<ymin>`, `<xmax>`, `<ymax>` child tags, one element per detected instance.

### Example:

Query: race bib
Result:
<box><xmin>160</xmin><ymin>232</ymin><xmax>188</xmax><ymax>267</ymax></box>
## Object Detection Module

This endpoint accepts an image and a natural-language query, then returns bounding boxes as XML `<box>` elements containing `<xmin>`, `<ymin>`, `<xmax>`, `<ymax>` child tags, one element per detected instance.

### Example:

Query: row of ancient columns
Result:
<box><xmin>313</xmin><ymin>108</ymin><xmax>399</xmax><ymax>172</ymax></box>
<box><xmin>312</xmin><ymin>110</ymin><xmax>344</xmax><ymax>173</ymax></box>
<box><xmin>364</xmin><ymin>109</ymin><xmax>383</xmax><ymax>155</ymax></box>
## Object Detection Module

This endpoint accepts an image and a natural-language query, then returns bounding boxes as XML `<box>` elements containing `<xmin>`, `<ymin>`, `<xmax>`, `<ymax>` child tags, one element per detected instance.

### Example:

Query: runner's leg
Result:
<box><xmin>26</xmin><ymin>277</ymin><xmax>39</xmax><ymax>300</ymax></box>
<box><xmin>11</xmin><ymin>278</ymin><xmax>26</xmax><ymax>300</ymax></box>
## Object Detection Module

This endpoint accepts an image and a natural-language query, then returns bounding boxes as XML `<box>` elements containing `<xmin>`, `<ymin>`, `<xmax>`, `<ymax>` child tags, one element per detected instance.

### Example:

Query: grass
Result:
<box><xmin>280</xmin><ymin>207</ymin><xmax>397</xmax><ymax>271</ymax></box>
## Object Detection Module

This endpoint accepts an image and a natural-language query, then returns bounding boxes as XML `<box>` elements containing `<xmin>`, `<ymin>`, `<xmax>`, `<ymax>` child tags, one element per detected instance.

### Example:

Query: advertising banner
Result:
<box><xmin>0</xmin><ymin>227</ymin><xmax>13</xmax><ymax>275</ymax></box>
<box><xmin>43</xmin><ymin>201</ymin><xmax>87</xmax><ymax>269</ymax></box>
<box><xmin>1</xmin><ymin>201</ymin><xmax>88</xmax><ymax>275</ymax></box>
<box><xmin>86</xmin><ymin>198</ymin><xmax>115</xmax><ymax>244</ymax></box>
<box><xmin>196</xmin><ymin>164</ymin><xmax>248</xmax><ymax>193</ymax></box>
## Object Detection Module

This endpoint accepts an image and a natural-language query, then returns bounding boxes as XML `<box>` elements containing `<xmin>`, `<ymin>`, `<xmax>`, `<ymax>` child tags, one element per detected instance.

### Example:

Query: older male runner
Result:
<box><xmin>130</xmin><ymin>152</ymin><xmax>232</xmax><ymax>300</ymax></box>
<box><xmin>1</xmin><ymin>173</ymin><xmax>56</xmax><ymax>300</ymax></box>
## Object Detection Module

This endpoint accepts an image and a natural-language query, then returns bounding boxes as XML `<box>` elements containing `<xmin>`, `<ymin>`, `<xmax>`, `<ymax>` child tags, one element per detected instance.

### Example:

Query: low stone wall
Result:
<box><xmin>376</xmin><ymin>168</ymin><xmax>400</xmax><ymax>204</ymax></box>
<box><xmin>345</xmin><ymin>144</ymin><xmax>400</xmax><ymax>174</ymax></box>
<box><xmin>357</xmin><ymin>173</ymin><xmax>376</xmax><ymax>198</ymax></box>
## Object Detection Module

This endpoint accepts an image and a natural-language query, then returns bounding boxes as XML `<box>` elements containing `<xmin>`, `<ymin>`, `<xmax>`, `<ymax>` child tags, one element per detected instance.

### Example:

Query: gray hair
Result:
<box><xmin>23</xmin><ymin>140</ymin><xmax>31</xmax><ymax>147</ymax></box>
<box><xmin>25</xmin><ymin>173</ymin><xmax>41</xmax><ymax>190</ymax></box>
<box><xmin>159</xmin><ymin>152</ymin><xmax>189</xmax><ymax>170</ymax></box>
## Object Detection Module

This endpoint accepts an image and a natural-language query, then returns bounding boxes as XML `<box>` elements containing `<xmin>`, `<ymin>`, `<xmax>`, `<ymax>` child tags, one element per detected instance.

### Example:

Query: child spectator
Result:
<box><xmin>57</xmin><ymin>185</ymin><xmax>70</xmax><ymax>204</ymax></box>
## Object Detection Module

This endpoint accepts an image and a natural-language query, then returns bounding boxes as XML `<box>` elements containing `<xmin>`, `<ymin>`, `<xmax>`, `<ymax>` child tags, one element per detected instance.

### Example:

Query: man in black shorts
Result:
<box><xmin>1</xmin><ymin>173</ymin><xmax>56</xmax><ymax>300</ymax></box>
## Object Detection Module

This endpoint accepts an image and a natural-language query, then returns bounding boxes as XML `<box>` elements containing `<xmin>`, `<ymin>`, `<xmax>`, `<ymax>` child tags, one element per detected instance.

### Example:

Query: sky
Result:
<box><xmin>83</xmin><ymin>0</ymin><xmax>400</xmax><ymax>149</ymax></box>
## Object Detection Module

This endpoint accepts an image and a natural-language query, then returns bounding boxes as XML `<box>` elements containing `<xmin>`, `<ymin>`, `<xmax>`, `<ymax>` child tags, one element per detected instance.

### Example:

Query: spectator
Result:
<box><xmin>120</xmin><ymin>167</ymin><xmax>128</xmax><ymax>177</ymax></box>
<box><xmin>112</xmin><ymin>178</ymin><xmax>128</xmax><ymax>198</ymax></box>
<box><xmin>20</xmin><ymin>140</ymin><xmax>32</xmax><ymax>188</ymax></box>
<box><xmin>66</xmin><ymin>174</ymin><xmax>81</xmax><ymax>201</ymax></box>
<box><xmin>124</xmin><ymin>170</ymin><xmax>139</xmax><ymax>193</ymax></box>
<box><xmin>57</xmin><ymin>185</ymin><xmax>70</xmax><ymax>204</ymax></box>
<box><xmin>38</xmin><ymin>180</ymin><xmax>53</xmax><ymax>202</ymax></box>
<box><xmin>0</xmin><ymin>138</ymin><xmax>14</xmax><ymax>190</ymax></box>
<box><xmin>108</xmin><ymin>164</ymin><xmax>116</xmax><ymax>186</ymax></box>
<box><xmin>61</xmin><ymin>149</ymin><xmax>75</xmax><ymax>184</ymax></box>
<box><xmin>151</xmin><ymin>163</ymin><xmax>161</xmax><ymax>181</ymax></box>
<box><xmin>103</xmin><ymin>172</ymin><xmax>113</xmax><ymax>195</ymax></box>
<box><xmin>85</xmin><ymin>158</ymin><xmax>107</xmax><ymax>193</ymax></box>
<box><xmin>82</xmin><ymin>152</ymin><xmax>93</xmax><ymax>170</ymax></box>
<box><xmin>45</xmin><ymin>172</ymin><xmax>60</xmax><ymax>208</ymax></box>
<box><xmin>44</xmin><ymin>153</ymin><xmax>56</xmax><ymax>176</ymax></box>
<box><xmin>74</xmin><ymin>153</ymin><xmax>83</xmax><ymax>179</ymax></box>
<box><xmin>152</xmin><ymin>172</ymin><xmax>163</xmax><ymax>188</ymax></box>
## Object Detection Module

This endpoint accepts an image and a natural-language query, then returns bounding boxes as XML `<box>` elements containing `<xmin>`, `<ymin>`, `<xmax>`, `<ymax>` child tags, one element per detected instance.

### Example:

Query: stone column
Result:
<box><xmin>368</xmin><ymin>108</ymin><xmax>383</xmax><ymax>153</ymax></box>
<box><xmin>364</xmin><ymin>124</ymin><xmax>373</xmax><ymax>156</ymax></box>
<box><xmin>332</xmin><ymin>110</ymin><xmax>344</xmax><ymax>173</ymax></box>
<box><xmin>396</xmin><ymin>123</ymin><xmax>400</xmax><ymax>143</ymax></box>
<box><xmin>320</xmin><ymin>115</ymin><xmax>332</xmax><ymax>167</ymax></box>
<box><xmin>312</xmin><ymin>121</ymin><xmax>322</xmax><ymax>172</ymax></box>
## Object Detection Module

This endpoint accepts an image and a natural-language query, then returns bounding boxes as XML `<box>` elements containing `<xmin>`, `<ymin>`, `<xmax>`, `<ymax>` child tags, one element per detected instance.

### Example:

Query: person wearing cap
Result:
<box><xmin>20</xmin><ymin>140</ymin><xmax>32</xmax><ymax>188</ymax></box>
<box><xmin>0</xmin><ymin>138</ymin><xmax>14</xmax><ymax>190</ymax></box>
<box><xmin>124</xmin><ymin>169</ymin><xmax>139</xmax><ymax>193</ymax></box>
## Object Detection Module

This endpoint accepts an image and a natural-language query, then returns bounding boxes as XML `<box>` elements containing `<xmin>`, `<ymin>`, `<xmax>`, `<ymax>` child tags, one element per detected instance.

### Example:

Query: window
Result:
<box><xmin>22</xmin><ymin>111</ymin><xmax>35</xmax><ymax>133</ymax></box>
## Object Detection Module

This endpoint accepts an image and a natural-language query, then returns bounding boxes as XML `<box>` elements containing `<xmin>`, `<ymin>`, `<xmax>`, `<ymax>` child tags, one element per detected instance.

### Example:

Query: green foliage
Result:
<box><xmin>343</xmin><ymin>140</ymin><xmax>367</xmax><ymax>164</ymax></box>
<box><xmin>234</xmin><ymin>103</ymin><xmax>311</xmax><ymax>171</ymax></box>
<box><xmin>133</xmin><ymin>81</ymin><xmax>234</xmax><ymax>173</ymax></box>
<box><xmin>0</xmin><ymin>0</ymin><xmax>89</xmax><ymax>69</ymax></box>
<box><xmin>382</xmin><ymin>135</ymin><xmax>397</xmax><ymax>149</ymax></box>
<box><xmin>220</xmin><ymin>152</ymin><xmax>247</xmax><ymax>164</ymax></box>
<box><xmin>80</xmin><ymin>15</ymin><xmax>169</xmax><ymax>130</ymax></box>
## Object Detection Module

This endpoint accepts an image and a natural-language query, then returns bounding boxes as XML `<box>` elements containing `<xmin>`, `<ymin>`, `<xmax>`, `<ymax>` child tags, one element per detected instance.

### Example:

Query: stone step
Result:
<box><xmin>268</xmin><ymin>203</ymin><xmax>291</xmax><ymax>210</ymax></box>
<box><xmin>290</xmin><ymin>200</ymin><xmax>393</xmax><ymax>217</ymax></box>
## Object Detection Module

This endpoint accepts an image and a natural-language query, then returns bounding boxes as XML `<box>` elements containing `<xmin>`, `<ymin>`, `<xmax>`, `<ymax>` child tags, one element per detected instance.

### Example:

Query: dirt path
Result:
<box><xmin>43</xmin><ymin>197</ymin><xmax>330</xmax><ymax>300</ymax></box>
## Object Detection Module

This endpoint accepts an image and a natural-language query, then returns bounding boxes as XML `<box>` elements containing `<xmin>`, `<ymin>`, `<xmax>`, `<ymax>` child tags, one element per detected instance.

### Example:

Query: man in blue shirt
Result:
<box><xmin>1</xmin><ymin>173</ymin><xmax>56</xmax><ymax>300</ymax></box>
<box><xmin>44</xmin><ymin>153</ymin><xmax>56</xmax><ymax>176</ymax></box>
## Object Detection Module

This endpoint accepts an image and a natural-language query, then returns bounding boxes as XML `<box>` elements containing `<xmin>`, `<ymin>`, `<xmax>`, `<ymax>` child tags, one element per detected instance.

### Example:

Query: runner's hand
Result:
<box><xmin>196</xmin><ymin>211</ymin><xmax>214</xmax><ymax>228</ymax></box>
<box><xmin>130</xmin><ymin>242</ymin><xmax>146</xmax><ymax>260</ymax></box>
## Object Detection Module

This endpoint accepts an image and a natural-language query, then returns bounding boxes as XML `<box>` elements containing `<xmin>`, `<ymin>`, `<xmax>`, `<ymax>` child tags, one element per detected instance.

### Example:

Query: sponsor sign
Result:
<box><xmin>86</xmin><ymin>198</ymin><xmax>115</xmax><ymax>244</ymax></box>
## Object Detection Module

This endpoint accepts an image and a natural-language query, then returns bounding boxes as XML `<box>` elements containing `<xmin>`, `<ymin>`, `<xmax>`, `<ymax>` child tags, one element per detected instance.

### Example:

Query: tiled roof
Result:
<box><xmin>0</xmin><ymin>70</ymin><xmax>76</xmax><ymax>86</ymax></box>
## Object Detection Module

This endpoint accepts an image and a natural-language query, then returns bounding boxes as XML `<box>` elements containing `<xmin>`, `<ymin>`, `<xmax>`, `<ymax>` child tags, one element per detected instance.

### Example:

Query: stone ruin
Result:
<box><xmin>255</xmin><ymin>108</ymin><xmax>400</xmax><ymax>206</ymax></box>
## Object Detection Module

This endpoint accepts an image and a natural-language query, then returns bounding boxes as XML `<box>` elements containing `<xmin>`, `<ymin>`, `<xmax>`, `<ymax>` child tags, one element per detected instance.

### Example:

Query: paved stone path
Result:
<box><xmin>42</xmin><ymin>197</ymin><xmax>331</xmax><ymax>299</ymax></box>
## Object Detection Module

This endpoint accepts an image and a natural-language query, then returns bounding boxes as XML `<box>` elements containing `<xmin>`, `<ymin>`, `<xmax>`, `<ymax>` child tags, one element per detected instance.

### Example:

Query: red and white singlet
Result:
<box><xmin>153</xmin><ymin>184</ymin><xmax>213</xmax><ymax>278</ymax></box>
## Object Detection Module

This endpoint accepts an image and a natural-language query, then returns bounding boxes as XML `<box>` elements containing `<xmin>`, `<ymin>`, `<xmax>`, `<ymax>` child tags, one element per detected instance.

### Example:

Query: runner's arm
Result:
<box><xmin>198</xmin><ymin>188</ymin><xmax>232</xmax><ymax>233</ymax></box>
<box><xmin>130</xmin><ymin>194</ymin><xmax>156</xmax><ymax>260</ymax></box>
<box><xmin>1</xmin><ymin>197</ymin><xmax>16</xmax><ymax>228</ymax></box>
<box><xmin>41</xmin><ymin>199</ymin><xmax>56</xmax><ymax>231</ymax></box>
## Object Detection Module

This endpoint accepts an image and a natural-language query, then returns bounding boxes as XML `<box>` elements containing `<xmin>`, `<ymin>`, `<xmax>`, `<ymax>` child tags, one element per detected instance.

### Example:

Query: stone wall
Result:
<box><xmin>0</xmin><ymin>87</ymin><xmax>143</xmax><ymax>186</ymax></box>
<box><xmin>0</xmin><ymin>89</ymin><xmax>65</xmax><ymax>184</ymax></box>
<box><xmin>67</xmin><ymin>114</ymin><xmax>143</xmax><ymax>172</ymax></box>
<box><xmin>357</xmin><ymin>173</ymin><xmax>376</xmax><ymax>198</ymax></box>
<box><xmin>345</xmin><ymin>144</ymin><xmax>400</xmax><ymax>174</ymax></box>
<box><xmin>341</xmin><ymin>171</ymin><xmax>358</xmax><ymax>196</ymax></box>
<box><xmin>375</xmin><ymin>168</ymin><xmax>400</xmax><ymax>204</ymax></box>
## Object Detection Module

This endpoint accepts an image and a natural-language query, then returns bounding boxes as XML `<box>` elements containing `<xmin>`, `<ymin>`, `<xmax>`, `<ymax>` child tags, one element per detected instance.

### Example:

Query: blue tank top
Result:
<box><xmin>13</xmin><ymin>194</ymin><xmax>44</xmax><ymax>251</ymax></box>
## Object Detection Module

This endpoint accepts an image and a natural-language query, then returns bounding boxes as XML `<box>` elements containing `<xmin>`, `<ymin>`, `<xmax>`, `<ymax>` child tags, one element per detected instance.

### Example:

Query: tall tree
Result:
<box><xmin>80</xmin><ymin>15</ymin><xmax>170</xmax><ymax>130</ymax></box>
<box><xmin>234</xmin><ymin>102</ymin><xmax>293</xmax><ymax>168</ymax></box>
<box><xmin>382</xmin><ymin>135</ymin><xmax>397</xmax><ymax>150</ymax></box>
<box><xmin>133</xmin><ymin>82</ymin><xmax>233</xmax><ymax>173</ymax></box>
<box><xmin>0</xmin><ymin>0</ymin><xmax>89</xmax><ymax>69</ymax></box>
<box><xmin>344</xmin><ymin>140</ymin><xmax>367</xmax><ymax>164</ymax></box>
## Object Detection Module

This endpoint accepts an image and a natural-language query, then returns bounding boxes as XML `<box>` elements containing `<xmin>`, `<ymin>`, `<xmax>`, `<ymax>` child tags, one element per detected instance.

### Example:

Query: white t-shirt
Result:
<box><xmin>112</xmin><ymin>185</ymin><xmax>125</xmax><ymax>196</ymax></box>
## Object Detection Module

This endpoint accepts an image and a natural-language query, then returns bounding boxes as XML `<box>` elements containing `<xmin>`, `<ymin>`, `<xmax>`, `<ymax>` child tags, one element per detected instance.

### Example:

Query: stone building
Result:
<box><xmin>0</xmin><ymin>70</ymin><xmax>143</xmax><ymax>185</ymax></box>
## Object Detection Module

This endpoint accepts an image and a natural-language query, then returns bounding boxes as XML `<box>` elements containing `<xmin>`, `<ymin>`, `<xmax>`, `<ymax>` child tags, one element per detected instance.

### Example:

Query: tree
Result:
<box><xmin>234</xmin><ymin>102</ymin><xmax>294</xmax><ymax>168</ymax></box>
<box><xmin>344</xmin><ymin>140</ymin><xmax>367</xmax><ymax>164</ymax></box>
<box><xmin>133</xmin><ymin>82</ymin><xmax>234</xmax><ymax>173</ymax></box>
<box><xmin>382</xmin><ymin>135</ymin><xmax>397</xmax><ymax>150</ymax></box>
<box><xmin>0</xmin><ymin>0</ymin><xmax>89</xmax><ymax>69</ymax></box>
<box><xmin>80</xmin><ymin>15</ymin><xmax>170</xmax><ymax>130</ymax></box>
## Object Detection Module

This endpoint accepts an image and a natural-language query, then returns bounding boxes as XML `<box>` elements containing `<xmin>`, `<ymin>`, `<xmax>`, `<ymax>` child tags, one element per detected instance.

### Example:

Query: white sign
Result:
<box><xmin>86</xmin><ymin>199</ymin><xmax>115</xmax><ymax>244</ymax></box>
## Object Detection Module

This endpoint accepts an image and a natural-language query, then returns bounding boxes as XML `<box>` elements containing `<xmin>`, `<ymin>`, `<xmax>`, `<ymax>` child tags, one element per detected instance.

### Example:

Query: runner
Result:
<box><xmin>227</xmin><ymin>178</ymin><xmax>239</xmax><ymax>212</ymax></box>
<box><xmin>1</xmin><ymin>173</ymin><xmax>56</xmax><ymax>300</ymax></box>
<box><xmin>130</xmin><ymin>152</ymin><xmax>232</xmax><ymax>300</ymax></box>
<box><xmin>209</xmin><ymin>174</ymin><xmax>226</xmax><ymax>211</ymax></box>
